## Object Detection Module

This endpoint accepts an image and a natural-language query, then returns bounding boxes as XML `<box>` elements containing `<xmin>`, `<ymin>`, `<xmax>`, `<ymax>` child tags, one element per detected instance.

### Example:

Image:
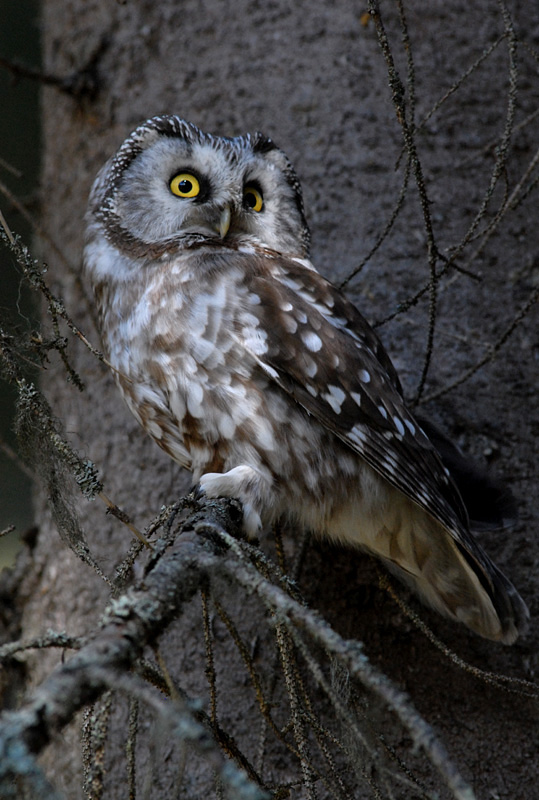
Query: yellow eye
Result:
<box><xmin>169</xmin><ymin>173</ymin><xmax>201</xmax><ymax>198</ymax></box>
<box><xmin>244</xmin><ymin>185</ymin><xmax>264</xmax><ymax>212</ymax></box>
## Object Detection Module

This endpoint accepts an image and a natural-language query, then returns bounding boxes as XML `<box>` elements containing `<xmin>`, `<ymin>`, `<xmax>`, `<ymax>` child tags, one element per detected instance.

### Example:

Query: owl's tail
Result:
<box><xmin>375</xmin><ymin>505</ymin><xmax>529</xmax><ymax>644</ymax></box>
<box><xmin>328</xmin><ymin>490</ymin><xmax>528</xmax><ymax>643</ymax></box>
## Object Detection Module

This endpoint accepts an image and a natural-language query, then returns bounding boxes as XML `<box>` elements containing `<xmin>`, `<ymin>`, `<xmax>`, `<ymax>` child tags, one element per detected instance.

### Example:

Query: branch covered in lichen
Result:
<box><xmin>0</xmin><ymin>498</ymin><xmax>476</xmax><ymax>800</ymax></box>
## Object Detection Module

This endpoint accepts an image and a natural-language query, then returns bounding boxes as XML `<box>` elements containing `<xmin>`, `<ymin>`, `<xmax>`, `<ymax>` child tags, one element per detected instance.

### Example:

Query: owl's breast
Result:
<box><xmin>94</xmin><ymin>251</ymin><xmax>359</xmax><ymax>506</ymax></box>
<box><xmin>94</xmin><ymin>259</ymin><xmax>278</xmax><ymax>474</ymax></box>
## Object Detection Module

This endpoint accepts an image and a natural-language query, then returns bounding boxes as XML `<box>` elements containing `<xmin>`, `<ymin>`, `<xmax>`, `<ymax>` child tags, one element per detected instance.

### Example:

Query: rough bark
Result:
<box><xmin>2</xmin><ymin>0</ymin><xmax>538</xmax><ymax>797</ymax></box>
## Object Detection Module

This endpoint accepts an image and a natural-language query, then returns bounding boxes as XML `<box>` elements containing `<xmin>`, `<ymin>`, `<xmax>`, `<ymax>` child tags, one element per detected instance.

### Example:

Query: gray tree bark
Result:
<box><xmin>3</xmin><ymin>0</ymin><xmax>538</xmax><ymax>797</ymax></box>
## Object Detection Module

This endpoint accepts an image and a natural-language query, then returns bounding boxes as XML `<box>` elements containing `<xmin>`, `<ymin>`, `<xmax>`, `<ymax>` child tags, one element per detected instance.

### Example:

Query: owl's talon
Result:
<box><xmin>198</xmin><ymin>468</ymin><xmax>265</xmax><ymax>539</ymax></box>
<box><xmin>190</xmin><ymin>483</ymin><xmax>206</xmax><ymax>502</ymax></box>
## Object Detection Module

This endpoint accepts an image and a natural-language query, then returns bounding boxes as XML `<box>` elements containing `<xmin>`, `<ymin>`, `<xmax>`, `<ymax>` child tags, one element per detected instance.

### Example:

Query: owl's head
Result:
<box><xmin>87</xmin><ymin>115</ymin><xmax>310</xmax><ymax>261</ymax></box>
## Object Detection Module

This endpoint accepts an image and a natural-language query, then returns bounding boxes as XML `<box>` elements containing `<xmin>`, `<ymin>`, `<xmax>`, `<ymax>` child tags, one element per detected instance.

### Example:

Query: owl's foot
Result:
<box><xmin>196</xmin><ymin>464</ymin><xmax>272</xmax><ymax>538</ymax></box>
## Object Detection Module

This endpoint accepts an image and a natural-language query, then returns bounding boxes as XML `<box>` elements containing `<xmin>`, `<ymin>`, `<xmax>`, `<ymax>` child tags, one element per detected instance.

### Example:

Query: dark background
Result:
<box><xmin>0</xmin><ymin>0</ymin><xmax>40</xmax><ymax>565</ymax></box>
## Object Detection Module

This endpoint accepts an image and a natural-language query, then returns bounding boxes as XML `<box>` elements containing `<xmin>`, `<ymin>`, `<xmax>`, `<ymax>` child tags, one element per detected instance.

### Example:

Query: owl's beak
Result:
<box><xmin>218</xmin><ymin>206</ymin><xmax>231</xmax><ymax>238</ymax></box>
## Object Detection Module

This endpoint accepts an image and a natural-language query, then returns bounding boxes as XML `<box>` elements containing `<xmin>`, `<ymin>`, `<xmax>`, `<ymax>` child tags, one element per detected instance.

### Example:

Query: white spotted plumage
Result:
<box><xmin>84</xmin><ymin>115</ymin><xmax>528</xmax><ymax>644</ymax></box>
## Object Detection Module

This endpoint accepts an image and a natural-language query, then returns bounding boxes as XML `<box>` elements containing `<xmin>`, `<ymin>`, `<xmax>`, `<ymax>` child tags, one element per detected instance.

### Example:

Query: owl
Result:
<box><xmin>84</xmin><ymin>115</ymin><xmax>528</xmax><ymax>643</ymax></box>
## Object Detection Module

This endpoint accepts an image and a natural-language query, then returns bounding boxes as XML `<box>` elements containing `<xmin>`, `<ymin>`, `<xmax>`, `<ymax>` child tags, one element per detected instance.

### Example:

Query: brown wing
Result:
<box><xmin>234</xmin><ymin>253</ymin><xmax>472</xmax><ymax>545</ymax></box>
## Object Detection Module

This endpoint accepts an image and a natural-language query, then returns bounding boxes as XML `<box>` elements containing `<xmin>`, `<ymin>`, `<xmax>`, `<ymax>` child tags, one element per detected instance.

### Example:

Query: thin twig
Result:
<box><xmin>216</xmin><ymin>527</ymin><xmax>477</xmax><ymax>800</ymax></box>
<box><xmin>0</xmin><ymin>502</ymin><xmax>269</xmax><ymax>800</ymax></box>
<box><xmin>368</xmin><ymin>0</ymin><xmax>441</xmax><ymax>404</ymax></box>
<box><xmin>379</xmin><ymin>573</ymin><xmax>539</xmax><ymax>699</ymax></box>
<box><xmin>422</xmin><ymin>283</ymin><xmax>538</xmax><ymax>402</ymax></box>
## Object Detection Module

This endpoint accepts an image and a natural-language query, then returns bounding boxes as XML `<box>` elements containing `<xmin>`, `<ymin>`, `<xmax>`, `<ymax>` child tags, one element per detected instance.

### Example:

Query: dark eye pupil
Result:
<box><xmin>179</xmin><ymin>179</ymin><xmax>193</xmax><ymax>193</ymax></box>
<box><xmin>245</xmin><ymin>192</ymin><xmax>256</xmax><ymax>208</ymax></box>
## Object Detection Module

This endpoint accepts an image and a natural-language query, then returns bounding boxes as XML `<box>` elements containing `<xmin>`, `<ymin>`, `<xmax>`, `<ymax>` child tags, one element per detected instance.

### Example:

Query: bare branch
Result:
<box><xmin>0</xmin><ymin>498</ymin><xmax>478</xmax><ymax>799</ymax></box>
<box><xmin>0</xmin><ymin>499</ymin><xmax>269</xmax><ymax>800</ymax></box>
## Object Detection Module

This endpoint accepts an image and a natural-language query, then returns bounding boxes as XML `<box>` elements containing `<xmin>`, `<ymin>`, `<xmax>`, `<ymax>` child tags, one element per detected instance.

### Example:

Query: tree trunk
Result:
<box><xmin>3</xmin><ymin>0</ymin><xmax>538</xmax><ymax>797</ymax></box>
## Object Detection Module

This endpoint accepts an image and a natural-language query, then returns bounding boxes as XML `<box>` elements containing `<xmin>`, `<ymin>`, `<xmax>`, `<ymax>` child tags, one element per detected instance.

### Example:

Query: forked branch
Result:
<box><xmin>0</xmin><ymin>498</ymin><xmax>475</xmax><ymax>800</ymax></box>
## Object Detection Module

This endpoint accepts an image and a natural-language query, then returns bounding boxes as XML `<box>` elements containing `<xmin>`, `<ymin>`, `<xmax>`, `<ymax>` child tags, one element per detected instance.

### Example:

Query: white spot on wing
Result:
<box><xmin>261</xmin><ymin>362</ymin><xmax>279</xmax><ymax>380</ymax></box>
<box><xmin>280</xmin><ymin>275</ymin><xmax>302</xmax><ymax>292</ymax></box>
<box><xmin>418</xmin><ymin>488</ymin><xmax>431</xmax><ymax>505</ymax></box>
<box><xmin>404</xmin><ymin>419</ymin><xmax>416</xmax><ymax>436</ymax></box>
<box><xmin>291</xmin><ymin>256</ymin><xmax>317</xmax><ymax>272</ymax></box>
<box><xmin>303</xmin><ymin>356</ymin><xmax>318</xmax><ymax>378</ymax></box>
<box><xmin>301</xmin><ymin>331</ymin><xmax>323</xmax><ymax>352</ymax></box>
<box><xmin>325</xmin><ymin>385</ymin><xmax>346</xmax><ymax>414</ymax></box>
<box><xmin>282</xmin><ymin>315</ymin><xmax>298</xmax><ymax>334</ymax></box>
<box><xmin>241</xmin><ymin>312</ymin><xmax>260</xmax><ymax>328</ymax></box>
<box><xmin>393</xmin><ymin>416</ymin><xmax>405</xmax><ymax>436</ymax></box>
<box><xmin>350</xmin><ymin>391</ymin><xmax>362</xmax><ymax>407</ymax></box>
<box><xmin>349</xmin><ymin>425</ymin><xmax>367</xmax><ymax>446</ymax></box>
<box><xmin>359</xmin><ymin>369</ymin><xmax>371</xmax><ymax>383</ymax></box>
<box><xmin>381</xmin><ymin>455</ymin><xmax>397</xmax><ymax>475</ymax></box>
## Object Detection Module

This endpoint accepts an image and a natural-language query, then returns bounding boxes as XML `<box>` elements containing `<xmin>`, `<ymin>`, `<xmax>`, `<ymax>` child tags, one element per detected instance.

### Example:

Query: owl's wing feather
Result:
<box><xmin>239</xmin><ymin>255</ymin><xmax>474</xmax><ymax>543</ymax></box>
<box><xmin>232</xmin><ymin>250</ymin><xmax>527</xmax><ymax>640</ymax></box>
<box><xmin>236</xmin><ymin>256</ymin><xmax>523</xmax><ymax>611</ymax></box>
